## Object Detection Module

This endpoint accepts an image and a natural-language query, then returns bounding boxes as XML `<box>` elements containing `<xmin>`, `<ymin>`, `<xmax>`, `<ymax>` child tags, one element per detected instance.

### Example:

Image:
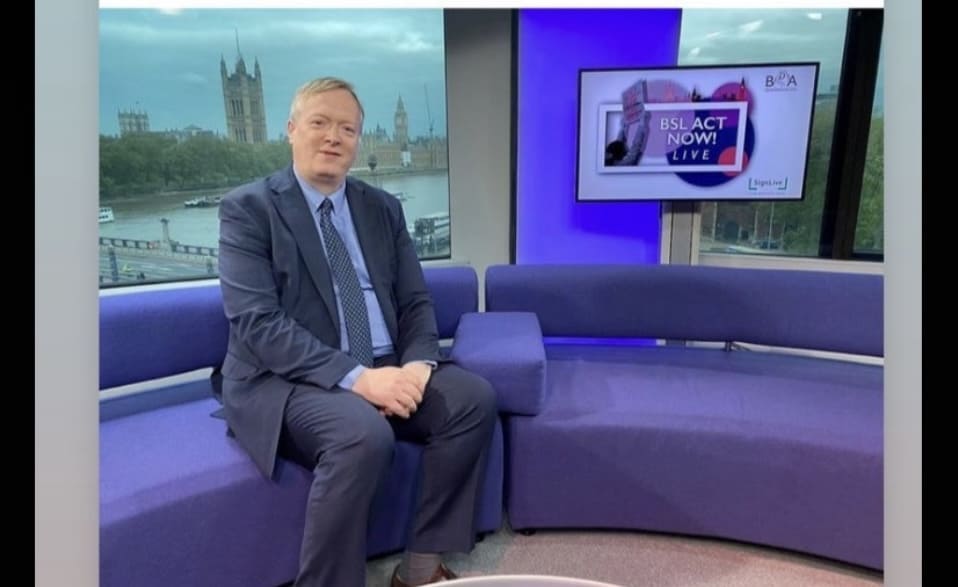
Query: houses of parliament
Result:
<box><xmin>118</xmin><ymin>51</ymin><xmax>448</xmax><ymax>174</ymax></box>
<box><xmin>219</xmin><ymin>52</ymin><xmax>448</xmax><ymax>171</ymax></box>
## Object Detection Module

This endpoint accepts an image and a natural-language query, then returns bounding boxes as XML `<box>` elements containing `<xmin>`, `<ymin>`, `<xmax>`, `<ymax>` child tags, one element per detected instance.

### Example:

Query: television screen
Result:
<box><xmin>576</xmin><ymin>62</ymin><xmax>820</xmax><ymax>202</ymax></box>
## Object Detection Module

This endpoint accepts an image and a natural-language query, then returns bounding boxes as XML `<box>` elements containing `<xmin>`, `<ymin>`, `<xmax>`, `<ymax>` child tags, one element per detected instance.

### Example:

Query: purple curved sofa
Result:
<box><xmin>99</xmin><ymin>266</ymin><xmax>504</xmax><ymax>587</ymax></box>
<box><xmin>453</xmin><ymin>264</ymin><xmax>882</xmax><ymax>570</ymax></box>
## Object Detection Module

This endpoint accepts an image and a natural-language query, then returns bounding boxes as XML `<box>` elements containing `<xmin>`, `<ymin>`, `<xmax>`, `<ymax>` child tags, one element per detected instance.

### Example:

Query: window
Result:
<box><xmin>99</xmin><ymin>9</ymin><xmax>451</xmax><ymax>287</ymax></box>
<box><xmin>679</xmin><ymin>9</ymin><xmax>883</xmax><ymax>260</ymax></box>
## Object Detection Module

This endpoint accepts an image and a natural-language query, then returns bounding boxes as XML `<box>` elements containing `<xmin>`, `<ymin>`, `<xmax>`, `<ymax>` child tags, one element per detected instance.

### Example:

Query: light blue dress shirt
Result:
<box><xmin>294</xmin><ymin>172</ymin><xmax>433</xmax><ymax>390</ymax></box>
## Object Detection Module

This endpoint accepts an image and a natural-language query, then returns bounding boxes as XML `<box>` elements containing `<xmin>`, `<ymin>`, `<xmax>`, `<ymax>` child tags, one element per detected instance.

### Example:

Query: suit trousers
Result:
<box><xmin>279</xmin><ymin>357</ymin><xmax>497</xmax><ymax>587</ymax></box>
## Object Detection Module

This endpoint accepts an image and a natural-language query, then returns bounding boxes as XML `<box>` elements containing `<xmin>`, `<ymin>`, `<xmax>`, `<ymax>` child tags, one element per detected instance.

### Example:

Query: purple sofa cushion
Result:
<box><xmin>485</xmin><ymin>264</ymin><xmax>882</xmax><ymax>357</ymax></box>
<box><xmin>100</xmin><ymin>397</ymin><xmax>309</xmax><ymax>587</ymax></box>
<box><xmin>101</xmin><ymin>394</ymin><xmax>504</xmax><ymax>587</ymax></box>
<box><xmin>536</xmin><ymin>345</ymin><xmax>881</xmax><ymax>451</ymax></box>
<box><xmin>450</xmin><ymin>312</ymin><xmax>547</xmax><ymax>415</ymax></box>
<box><xmin>505</xmin><ymin>343</ymin><xmax>883</xmax><ymax>569</ymax></box>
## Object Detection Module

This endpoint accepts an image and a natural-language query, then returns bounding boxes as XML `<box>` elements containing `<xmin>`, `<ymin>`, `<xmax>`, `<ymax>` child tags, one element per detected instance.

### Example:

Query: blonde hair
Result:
<box><xmin>288</xmin><ymin>77</ymin><xmax>365</xmax><ymax>125</ymax></box>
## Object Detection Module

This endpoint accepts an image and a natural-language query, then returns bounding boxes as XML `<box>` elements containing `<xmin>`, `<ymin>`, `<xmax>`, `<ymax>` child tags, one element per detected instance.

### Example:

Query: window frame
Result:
<box><xmin>819</xmin><ymin>8</ymin><xmax>884</xmax><ymax>262</ymax></box>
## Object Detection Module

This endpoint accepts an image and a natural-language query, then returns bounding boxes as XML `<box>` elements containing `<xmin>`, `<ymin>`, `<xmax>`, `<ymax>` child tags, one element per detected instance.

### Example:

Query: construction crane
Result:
<box><xmin>423</xmin><ymin>84</ymin><xmax>434</xmax><ymax>140</ymax></box>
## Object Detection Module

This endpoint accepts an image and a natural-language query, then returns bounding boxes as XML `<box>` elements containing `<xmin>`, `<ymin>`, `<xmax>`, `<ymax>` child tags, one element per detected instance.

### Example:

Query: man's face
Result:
<box><xmin>287</xmin><ymin>88</ymin><xmax>362</xmax><ymax>192</ymax></box>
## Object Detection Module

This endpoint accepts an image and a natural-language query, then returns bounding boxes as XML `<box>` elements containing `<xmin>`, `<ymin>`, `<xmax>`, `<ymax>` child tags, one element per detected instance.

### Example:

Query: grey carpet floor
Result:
<box><xmin>365</xmin><ymin>523</ymin><xmax>882</xmax><ymax>587</ymax></box>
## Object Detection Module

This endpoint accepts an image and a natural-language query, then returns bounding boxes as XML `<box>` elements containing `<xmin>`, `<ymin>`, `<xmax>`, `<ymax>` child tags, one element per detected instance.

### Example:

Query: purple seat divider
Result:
<box><xmin>451</xmin><ymin>312</ymin><xmax>547</xmax><ymax>416</ymax></box>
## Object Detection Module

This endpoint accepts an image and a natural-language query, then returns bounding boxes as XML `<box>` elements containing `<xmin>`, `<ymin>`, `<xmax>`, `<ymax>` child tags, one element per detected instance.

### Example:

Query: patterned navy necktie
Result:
<box><xmin>318</xmin><ymin>199</ymin><xmax>374</xmax><ymax>367</ymax></box>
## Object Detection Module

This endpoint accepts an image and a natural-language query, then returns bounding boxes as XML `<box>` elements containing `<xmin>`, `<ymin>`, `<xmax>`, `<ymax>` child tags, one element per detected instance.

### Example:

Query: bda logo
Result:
<box><xmin>765</xmin><ymin>71</ymin><xmax>798</xmax><ymax>89</ymax></box>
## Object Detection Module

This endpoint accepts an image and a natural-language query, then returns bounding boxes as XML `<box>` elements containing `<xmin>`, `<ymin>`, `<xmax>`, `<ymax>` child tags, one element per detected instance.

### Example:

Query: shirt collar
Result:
<box><xmin>293</xmin><ymin>168</ymin><xmax>347</xmax><ymax>214</ymax></box>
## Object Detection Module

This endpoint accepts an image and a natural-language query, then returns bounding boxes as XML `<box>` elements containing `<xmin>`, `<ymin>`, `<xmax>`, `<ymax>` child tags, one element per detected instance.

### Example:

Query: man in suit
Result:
<box><xmin>215</xmin><ymin>77</ymin><xmax>497</xmax><ymax>587</ymax></box>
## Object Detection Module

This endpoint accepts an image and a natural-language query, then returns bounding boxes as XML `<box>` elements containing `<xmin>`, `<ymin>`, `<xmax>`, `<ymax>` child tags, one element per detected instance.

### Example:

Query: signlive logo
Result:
<box><xmin>748</xmin><ymin>177</ymin><xmax>789</xmax><ymax>191</ymax></box>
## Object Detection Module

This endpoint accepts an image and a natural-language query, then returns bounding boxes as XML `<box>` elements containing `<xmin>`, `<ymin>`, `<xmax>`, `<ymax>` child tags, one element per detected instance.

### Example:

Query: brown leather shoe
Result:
<box><xmin>389</xmin><ymin>563</ymin><xmax>459</xmax><ymax>586</ymax></box>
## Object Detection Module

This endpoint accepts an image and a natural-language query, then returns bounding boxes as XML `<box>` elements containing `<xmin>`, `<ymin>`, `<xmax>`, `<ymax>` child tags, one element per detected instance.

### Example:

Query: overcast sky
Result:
<box><xmin>678</xmin><ymin>8</ymin><xmax>883</xmax><ymax>113</ymax></box>
<box><xmin>99</xmin><ymin>9</ymin><xmax>448</xmax><ymax>139</ymax></box>
<box><xmin>99</xmin><ymin>8</ymin><xmax>882</xmax><ymax>139</ymax></box>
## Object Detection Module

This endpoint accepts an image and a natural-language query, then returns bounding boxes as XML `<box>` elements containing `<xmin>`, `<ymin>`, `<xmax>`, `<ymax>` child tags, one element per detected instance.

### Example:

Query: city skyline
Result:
<box><xmin>100</xmin><ymin>9</ymin><xmax>449</xmax><ymax>140</ymax></box>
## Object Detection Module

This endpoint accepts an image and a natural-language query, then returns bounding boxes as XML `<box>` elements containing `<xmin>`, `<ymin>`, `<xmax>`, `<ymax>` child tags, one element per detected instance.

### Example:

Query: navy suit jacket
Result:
<box><xmin>213</xmin><ymin>166</ymin><xmax>441</xmax><ymax>478</ymax></box>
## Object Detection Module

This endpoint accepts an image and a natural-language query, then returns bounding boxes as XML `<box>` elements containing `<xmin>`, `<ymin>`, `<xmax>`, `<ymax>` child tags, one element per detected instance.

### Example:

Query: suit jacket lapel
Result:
<box><xmin>346</xmin><ymin>179</ymin><xmax>399</xmax><ymax>344</ymax></box>
<box><xmin>270</xmin><ymin>168</ymin><xmax>340</xmax><ymax>333</ymax></box>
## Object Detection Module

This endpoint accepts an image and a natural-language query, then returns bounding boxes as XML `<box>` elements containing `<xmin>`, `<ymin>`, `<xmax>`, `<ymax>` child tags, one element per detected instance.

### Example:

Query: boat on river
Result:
<box><xmin>184</xmin><ymin>195</ymin><xmax>222</xmax><ymax>208</ymax></box>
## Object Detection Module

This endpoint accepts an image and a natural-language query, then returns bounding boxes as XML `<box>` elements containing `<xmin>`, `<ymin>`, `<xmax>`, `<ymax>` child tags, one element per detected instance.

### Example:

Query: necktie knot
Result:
<box><xmin>319</xmin><ymin>198</ymin><xmax>333</xmax><ymax>216</ymax></box>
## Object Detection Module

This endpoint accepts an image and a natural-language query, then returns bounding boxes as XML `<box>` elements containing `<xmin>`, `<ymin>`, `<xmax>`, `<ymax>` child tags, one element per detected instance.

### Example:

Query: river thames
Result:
<box><xmin>100</xmin><ymin>170</ymin><xmax>451</xmax><ymax>250</ymax></box>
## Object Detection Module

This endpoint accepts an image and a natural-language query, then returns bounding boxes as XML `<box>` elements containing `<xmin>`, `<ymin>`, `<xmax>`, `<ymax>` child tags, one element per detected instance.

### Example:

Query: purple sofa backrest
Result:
<box><xmin>427</xmin><ymin>266</ymin><xmax>479</xmax><ymax>339</ymax></box>
<box><xmin>485</xmin><ymin>264</ymin><xmax>882</xmax><ymax>357</ymax></box>
<box><xmin>99</xmin><ymin>285</ymin><xmax>228</xmax><ymax>391</ymax></box>
<box><xmin>99</xmin><ymin>266</ymin><xmax>479</xmax><ymax>390</ymax></box>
